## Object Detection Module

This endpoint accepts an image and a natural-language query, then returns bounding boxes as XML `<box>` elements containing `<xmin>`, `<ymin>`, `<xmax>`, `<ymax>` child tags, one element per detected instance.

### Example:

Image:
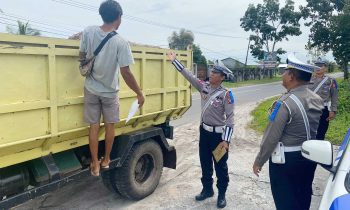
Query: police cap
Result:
<box><xmin>286</xmin><ymin>54</ymin><xmax>320</xmax><ymax>73</ymax></box>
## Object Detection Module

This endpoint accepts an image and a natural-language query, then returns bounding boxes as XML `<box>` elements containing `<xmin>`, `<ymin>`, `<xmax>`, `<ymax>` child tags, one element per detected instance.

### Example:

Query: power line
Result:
<box><xmin>51</xmin><ymin>0</ymin><xmax>246</xmax><ymax>39</ymax></box>
<box><xmin>0</xmin><ymin>12</ymin><xmax>81</xmax><ymax>33</ymax></box>
<box><xmin>0</xmin><ymin>20</ymin><xmax>71</xmax><ymax>37</ymax></box>
<box><xmin>201</xmin><ymin>46</ymin><xmax>245</xmax><ymax>61</ymax></box>
<box><xmin>0</xmin><ymin>16</ymin><xmax>73</xmax><ymax>36</ymax></box>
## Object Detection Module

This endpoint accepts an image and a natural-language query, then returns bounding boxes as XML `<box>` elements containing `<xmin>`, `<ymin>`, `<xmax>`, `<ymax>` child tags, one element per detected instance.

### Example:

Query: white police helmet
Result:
<box><xmin>314</xmin><ymin>57</ymin><xmax>327</xmax><ymax>65</ymax></box>
<box><xmin>286</xmin><ymin>54</ymin><xmax>320</xmax><ymax>73</ymax></box>
<box><xmin>212</xmin><ymin>60</ymin><xmax>232</xmax><ymax>77</ymax></box>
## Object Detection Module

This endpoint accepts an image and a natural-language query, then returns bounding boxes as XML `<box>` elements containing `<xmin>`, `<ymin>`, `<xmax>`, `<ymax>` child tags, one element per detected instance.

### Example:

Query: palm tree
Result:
<box><xmin>6</xmin><ymin>20</ymin><xmax>41</xmax><ymax>36</ymax></box>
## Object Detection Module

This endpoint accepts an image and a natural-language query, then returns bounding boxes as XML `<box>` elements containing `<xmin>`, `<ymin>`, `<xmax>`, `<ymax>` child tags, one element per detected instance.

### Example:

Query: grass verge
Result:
<box><xmin>249</xmin><ymin>97</ymin><xmax>278</xmax><ymax>134</ymax></box>
<box><xmin>326</xmin><ymin>79</ymin><xmax>350</xmax><ymax>145</ymax></box>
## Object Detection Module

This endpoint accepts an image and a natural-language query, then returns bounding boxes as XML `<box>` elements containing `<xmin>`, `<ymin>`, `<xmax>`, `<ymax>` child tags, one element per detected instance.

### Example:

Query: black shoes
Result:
<box><xmin>195</xmin><ymin>189</ymin><xmax>226</xmax><ymax>208</ymax></box>
<box><xmin>217</xmin><ymin>194</ymin><xmax>226</xmax><ymax>208</ymax></box>
<box><xmin>195</xmin><ymin>189</ymin><xmax>214</xmax><ymax>201</ymax></box>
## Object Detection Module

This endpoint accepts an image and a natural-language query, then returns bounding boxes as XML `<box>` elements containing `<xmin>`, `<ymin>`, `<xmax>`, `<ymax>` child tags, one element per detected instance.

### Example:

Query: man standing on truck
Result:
<box><xmin>79</xmin><ymin>0</ymin><xmax>144</xmax><ymax>176</ymax></box>
<box><xmin>167</xmin><ymin>52</ymin><xmax>234</xmax><ymax>208</ymax></box>
<box><xmin>308</xmin><ymin>58</ymin><xmax>338</xmax><ymax>140</ymax></box>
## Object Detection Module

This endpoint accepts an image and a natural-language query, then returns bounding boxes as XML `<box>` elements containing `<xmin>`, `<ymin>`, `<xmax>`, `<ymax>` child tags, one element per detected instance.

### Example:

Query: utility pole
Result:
<box><xmin>245</xmin><ymin>36</ymin><xmax>252</xmax><ymax>67</ymax></box>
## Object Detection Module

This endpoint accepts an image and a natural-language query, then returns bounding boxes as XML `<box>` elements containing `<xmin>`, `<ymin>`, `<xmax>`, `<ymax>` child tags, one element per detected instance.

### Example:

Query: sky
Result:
<box><xmin>0</xmin><ymin>0</ymin><xmax>323</xmax><ymax>64</ymax></box>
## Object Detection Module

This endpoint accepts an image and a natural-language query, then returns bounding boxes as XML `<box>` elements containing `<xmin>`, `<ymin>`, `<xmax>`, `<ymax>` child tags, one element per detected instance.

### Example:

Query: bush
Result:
<box><xmin>326</xmin><ymin>79</ymin><xmax>350</xmax><ymax>145</ymax></box>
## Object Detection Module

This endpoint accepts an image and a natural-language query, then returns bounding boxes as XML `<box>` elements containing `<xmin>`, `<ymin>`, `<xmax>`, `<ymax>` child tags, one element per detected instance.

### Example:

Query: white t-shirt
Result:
<box><xmin>80</xmin><ymin>26</ymin><xmax>134</xmax><ymax>98</ymax></box>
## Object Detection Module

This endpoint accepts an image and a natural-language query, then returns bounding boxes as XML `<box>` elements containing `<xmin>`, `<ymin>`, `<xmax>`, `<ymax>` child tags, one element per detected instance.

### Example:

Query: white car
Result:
<box><xmin>302</xmin><ymin>129</ymin><xmax>350</xmax><ymax>210</ymax></box>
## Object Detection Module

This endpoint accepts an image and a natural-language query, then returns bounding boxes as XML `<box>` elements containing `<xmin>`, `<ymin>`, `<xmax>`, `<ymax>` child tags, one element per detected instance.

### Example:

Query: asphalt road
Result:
<box><xmin>171</xmin><ymin>81</ymin><xmax>283</xmax><ymax>127</ymax></box>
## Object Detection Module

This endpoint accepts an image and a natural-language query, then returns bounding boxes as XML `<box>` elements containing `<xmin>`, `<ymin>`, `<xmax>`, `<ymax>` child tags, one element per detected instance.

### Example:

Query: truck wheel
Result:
<box><xmin>112</xmin><ymin>140</ymin><xmax>163</xmax><ymax>200</ymax></box>
<box><xmin>101</xmin><ymin>170</ymin><xmax>121</xmax><ymax>195</ymax></box>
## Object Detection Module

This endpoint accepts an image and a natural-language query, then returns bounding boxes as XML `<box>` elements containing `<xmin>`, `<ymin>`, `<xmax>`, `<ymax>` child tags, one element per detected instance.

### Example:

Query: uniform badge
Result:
<box><xmin>269</xmin><ymin>100</ymin><xmax>282</xmax><ymax>121</ymax></box>
<box><xmin>332</xmin><ymin>79</ymin><xmax>338</xmax><ymax>89</ymax></box>
<box><xmin>226</xmin><ymin>89</ymin><xmax>234</xmax><ymax>104</ymax></box>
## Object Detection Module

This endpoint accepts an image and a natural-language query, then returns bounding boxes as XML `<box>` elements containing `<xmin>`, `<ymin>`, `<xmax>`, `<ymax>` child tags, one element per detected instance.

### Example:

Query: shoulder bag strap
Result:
<box><xmin>93</xmin><ymin>31</ymin><xmax>117</xmax><ymax>56</ymax></box>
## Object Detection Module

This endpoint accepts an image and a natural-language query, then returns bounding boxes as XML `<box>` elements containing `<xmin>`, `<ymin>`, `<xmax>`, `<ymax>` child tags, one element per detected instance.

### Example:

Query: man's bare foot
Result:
<box><xmin>100</xmin><ymin>157</ymin><xmax>110</xmax><ymax>169</ymax></box>
<box><xmin>90</xmin><ymin>161</ymin><xmax>100</xmax><ymax>176</ymax></box>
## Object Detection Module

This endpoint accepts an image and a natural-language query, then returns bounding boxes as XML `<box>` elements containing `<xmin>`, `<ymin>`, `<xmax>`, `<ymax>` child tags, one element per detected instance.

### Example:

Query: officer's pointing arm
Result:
<box><xmin>254</xmin><ymin>102</ymin><xmax>290</xmax><ymax>167</ymax></box>
<box><xmin>167</xmin><ymin>52</ymin><xmax>204</xmax><ymax>91</ymax></box>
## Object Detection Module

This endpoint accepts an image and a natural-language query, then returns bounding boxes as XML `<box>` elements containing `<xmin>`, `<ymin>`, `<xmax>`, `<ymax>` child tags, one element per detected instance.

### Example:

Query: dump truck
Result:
<box><xmin>0</xmin><ymin>33</ymin><xmax>192</xmax><ymax>209</ymax></box>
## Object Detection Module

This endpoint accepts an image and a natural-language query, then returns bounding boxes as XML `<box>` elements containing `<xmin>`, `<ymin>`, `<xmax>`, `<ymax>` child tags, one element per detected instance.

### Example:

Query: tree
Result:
<box><xmin>329</xmin><ymin>6</ymin><xmax>350</xmax><ymax>79</ymax></box>
<box><xmin>192</xmin><ymin>44</ymin><xmax>207</xmax><ymax>66</ymax></box>
<box><xmin>6</xmin><ymin>20</ymin><xmax>41</xmax><ymax>36</ymax></box>
<box><xmin>240</xmin><ymin>0</ymin><xmax>302</xmax><ymax>60</ymax></box>
<box><xmin>301</xmin><ymin>0</ymin><xmax>349</xmax><ymax>79</ymax></box>
<box><xmin>168</xmin><ymin>29</ymin><xmax>194</xmax><ymax>50</ymax></box>
<box><xmin>305</xmin><ymin>39</ymin><xmax>324</xmax><ymax>64</ymax></box>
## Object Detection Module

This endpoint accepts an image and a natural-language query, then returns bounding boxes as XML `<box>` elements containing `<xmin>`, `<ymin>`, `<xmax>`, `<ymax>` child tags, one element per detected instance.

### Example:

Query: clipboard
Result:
<box><xmin>212</xmin><ymin>144</ymin><xmax>227</xmax><ymax>162</ymax></box>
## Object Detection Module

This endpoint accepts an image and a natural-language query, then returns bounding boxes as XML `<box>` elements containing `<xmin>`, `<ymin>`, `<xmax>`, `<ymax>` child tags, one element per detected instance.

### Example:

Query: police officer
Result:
<box><xmin>167</xmin><ymin>52</ymin><xmax>234</xmax><ymax>208</ymax></box>
<box><xmin>253</xmin><ymin>54</ymin><xmax>324</xmax><ymax>210</ymax></box>
<box><xmin>308</xmin><ymin>58</ymin><xmax>338</xmax><ymax>140</ymax></box>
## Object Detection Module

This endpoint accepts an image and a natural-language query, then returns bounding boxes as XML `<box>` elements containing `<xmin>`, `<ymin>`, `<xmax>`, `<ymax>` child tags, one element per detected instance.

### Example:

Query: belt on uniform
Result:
<box><xmin>202</xmin><ymin>123</ymin><xmax>224</xmax><ymax>133</ymax></box>
<box><xmin>284</xmin><ymin>145</ymin><xmax>302</xmax><ymax>152</ymax></box>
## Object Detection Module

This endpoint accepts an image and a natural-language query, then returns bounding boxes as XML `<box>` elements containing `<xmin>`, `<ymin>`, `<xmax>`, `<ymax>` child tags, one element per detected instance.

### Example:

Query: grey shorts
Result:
<box><xmin>84</xmin><ymin>88</ymin><xmax>120</xmax><ymax>124</ymax></box>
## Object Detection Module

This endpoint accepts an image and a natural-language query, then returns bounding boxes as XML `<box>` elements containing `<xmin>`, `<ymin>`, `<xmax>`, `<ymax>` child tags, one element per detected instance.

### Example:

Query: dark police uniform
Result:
<box><xmin>309</xmin><ymin>73</ymin><xmax>338</xmax><ymax>140</ymax></box>
<box><xmin>254</xmin><ymin>54</ymin><xmax>324</xmax><ymax>210</ymax></box>
<box><xmin>171</xmin><ymin>58</ymin><xmax>234</xmax><ymax>207</ymax></box>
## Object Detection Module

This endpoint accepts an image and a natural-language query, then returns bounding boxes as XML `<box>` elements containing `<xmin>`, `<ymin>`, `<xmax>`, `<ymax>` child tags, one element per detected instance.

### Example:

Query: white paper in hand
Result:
<box><xmin>125</xmin><ymin>100</ymin><xmax>139</xmax><ymax>124</ymax></box>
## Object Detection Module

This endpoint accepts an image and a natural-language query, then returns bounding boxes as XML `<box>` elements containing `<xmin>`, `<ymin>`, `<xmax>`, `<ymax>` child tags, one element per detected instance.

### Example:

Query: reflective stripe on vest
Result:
<box><xmin>289</xmin><ymin>94</ymin><xmax>311</xmax><ymax>140</ymax></box>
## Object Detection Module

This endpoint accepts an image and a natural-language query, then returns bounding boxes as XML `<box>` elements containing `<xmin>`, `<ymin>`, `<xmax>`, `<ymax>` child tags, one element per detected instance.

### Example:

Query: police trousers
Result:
<box><xmin>316</xmin><ymin>107</ymin><xmax>329</xmax><ymax>140</ymax></box>
<box><xmin>199</xmin><ymin>126</ymin><xmax>229</xmax><ymax>194</ymax></box>
<box><xmin>269</xmin><ymin>151</ymin><xmax>317</xmax><ymax>210</ymax></box>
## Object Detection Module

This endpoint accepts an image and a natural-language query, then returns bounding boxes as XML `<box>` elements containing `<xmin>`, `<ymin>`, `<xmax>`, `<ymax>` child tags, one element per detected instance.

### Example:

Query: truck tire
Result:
<box><xmin>111</xmin><ymin>140</ymin><xmax>163</xmax><ymax>200</ymax></box>
<box><xmin>101</xmin><ymin>170</ymin><xmax>121</xmax><ymax>195</ymax></box>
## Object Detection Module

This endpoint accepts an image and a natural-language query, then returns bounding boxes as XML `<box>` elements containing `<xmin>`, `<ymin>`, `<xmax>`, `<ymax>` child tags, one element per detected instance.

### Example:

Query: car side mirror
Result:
<box><xmin>301</xmin><ymin>140</ymin><xmax>333</xmax><ymax>166</ymax></box>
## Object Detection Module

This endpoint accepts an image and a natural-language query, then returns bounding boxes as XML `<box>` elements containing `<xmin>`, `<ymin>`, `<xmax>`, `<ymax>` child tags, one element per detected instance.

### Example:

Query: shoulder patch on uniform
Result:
<box><xmin>269</xmin><ymin>100</ymin><xmax>282</xmax><ymax>121</ymax></box>
<box><xmin>225</xmin><ymin>89</ymin><xmax>234</xmax><ymax>104</ymax></box>
<box><xmin>332</xmin><ymin>79</ymin><xmax>338</xmax><ymax>89</ymax></box>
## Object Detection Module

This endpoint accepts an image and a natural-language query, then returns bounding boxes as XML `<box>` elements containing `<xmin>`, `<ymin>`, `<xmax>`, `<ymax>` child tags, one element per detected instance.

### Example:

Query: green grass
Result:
<box><xmin>249</xmin><ymin>97</ymin><xmax>278</xmax><ymax>133</ymax></box>
<box><xmin>326</xmin><ymin>79</ymin><xmax>350</xmax><ymax>145</ymax></box>
<box><xmin>250</xmin><ymin>79</ymin><xmax>350</xmax><ymax>145</ymax></box>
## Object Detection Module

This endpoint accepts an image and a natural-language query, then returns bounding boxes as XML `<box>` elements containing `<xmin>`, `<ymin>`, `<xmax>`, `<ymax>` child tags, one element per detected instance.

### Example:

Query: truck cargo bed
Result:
<box><xmin>0</xmin><ymin>33</ymin><xmax>192</xmax><ymax>168</ymax></box>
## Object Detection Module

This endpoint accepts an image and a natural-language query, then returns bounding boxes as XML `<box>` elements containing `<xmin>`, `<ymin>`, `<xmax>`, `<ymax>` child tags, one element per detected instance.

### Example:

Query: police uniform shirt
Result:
<box><xmin>254</xmin><ymin>85</ymin><xmax>324</xmax><ymax>167</ymax></box>
<box><xmin>171</xmin><ymin>59</ymin><xmax>234</xmax><ymax>142</ymax></box>
<box><xmin>309</xmin><ymin>76</ymin><xmax>338</xmax><ymax>112</ymax></box>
